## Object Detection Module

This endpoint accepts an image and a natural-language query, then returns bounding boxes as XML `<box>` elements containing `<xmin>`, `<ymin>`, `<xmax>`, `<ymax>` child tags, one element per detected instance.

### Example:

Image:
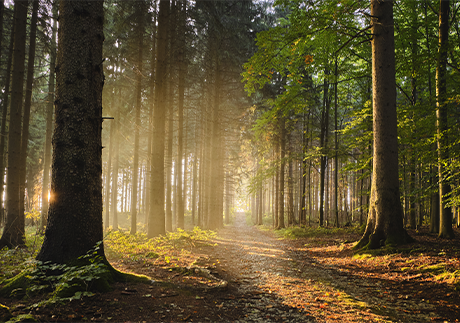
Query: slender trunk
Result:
<box><xmin>131</xmin><ymin>3</ymin><xmax>145</xmax><ymax>235</ymax></box>
<box><xmin>0</xmin><ymin>0</ymin><xmax>28</xmax><ymax>248</ymax></box>
<box><xmin>436</xmin><ymin>0</ymin><xmax>454</xmax><ymax>239</ymax></box>
<box><xmin>148</xmin><ymin>0</ymin><xmax>169</xmax><ymax>237</ymax></box>
<box><xmin>319</xmin><ymin>69</ymin><xmax>330</xmax><ymax>226</ymax></box>
<box><xmin>0</xmin><ymin>4</ymin><xmax>16</xmax><ymax>226</ymax></box>
<box><xmin>278</xmin><ymin>116</ymin><xmax>286</xmax><ymax>229</ymax></box>
<box><xmin>19</xmin><ymin>0</ymin><xmax>38</xmax><ymax>224</ymax></box>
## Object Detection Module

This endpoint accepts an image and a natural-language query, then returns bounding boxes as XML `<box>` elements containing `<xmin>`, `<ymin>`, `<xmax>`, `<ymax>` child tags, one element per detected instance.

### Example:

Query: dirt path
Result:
<box><xmin>202</xmin><ymin>213</ymin><xmax>437</xmax><ymax>323</ymax></box>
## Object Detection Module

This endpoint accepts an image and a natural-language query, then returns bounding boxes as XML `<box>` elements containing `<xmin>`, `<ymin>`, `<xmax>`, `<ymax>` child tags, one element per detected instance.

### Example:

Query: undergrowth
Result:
<box><xmin>271</xmin><ymin>225</ymin><xmax>362</xmax><ymax>239</ymax></box>
<box><xmin>104</xmin><ymin>226</ymin><xmax>216</xmax><ymax>261</ymax></box>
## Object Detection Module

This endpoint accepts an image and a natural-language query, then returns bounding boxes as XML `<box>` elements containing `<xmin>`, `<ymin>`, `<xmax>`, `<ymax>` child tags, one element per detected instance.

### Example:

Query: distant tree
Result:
<box><xmin>148</xmin><ymin>0</ymin><xmax>169</xmax><ymax>238</ymax></box>
<box><xmin>40</xmin><ymin>3</ymin><xmax>57</xmax><ymax>231</ymax></box>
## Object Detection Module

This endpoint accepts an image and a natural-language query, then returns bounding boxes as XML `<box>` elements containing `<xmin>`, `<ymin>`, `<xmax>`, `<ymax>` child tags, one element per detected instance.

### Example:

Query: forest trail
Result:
<box><xmin>202</xmin><ymin>213</ymin><xmax>437</xmax><ymax>323</ymax></box>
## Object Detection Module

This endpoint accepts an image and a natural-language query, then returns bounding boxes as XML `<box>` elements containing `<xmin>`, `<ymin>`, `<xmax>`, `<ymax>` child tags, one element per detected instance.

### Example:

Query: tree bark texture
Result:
<box><xmin>436</xmin><ymin>0</ymin><xmax>454</xmax><ymax>239</ymax></box>
<box><xmin>0</xmin><ymin>0</ymin><xmax>28</xmax><ymax>249</ymax></box>
<box><xmin>356</xmin><ymin>0</ymin><xmax>410</xmax><ymax>249</ymax></box>
<box><xmin>37</xmin><ymin>0</ymin><xmax>105</xmax><ymax>263</ymax></box>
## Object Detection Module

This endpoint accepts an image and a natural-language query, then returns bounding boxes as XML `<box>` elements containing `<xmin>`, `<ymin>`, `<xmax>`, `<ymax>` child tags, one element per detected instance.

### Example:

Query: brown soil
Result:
<box><xmin>1</xmin><ymin>214</ymin><xmax>460</xmax><ymax>322</ymax></box>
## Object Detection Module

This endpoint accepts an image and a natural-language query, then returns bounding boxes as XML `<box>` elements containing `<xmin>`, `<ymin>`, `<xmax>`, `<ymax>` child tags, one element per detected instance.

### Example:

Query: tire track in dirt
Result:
<box><xmin>205</xmin><ymin>213</ymin><xmax>436</xmax><ymax>322</ymax></box>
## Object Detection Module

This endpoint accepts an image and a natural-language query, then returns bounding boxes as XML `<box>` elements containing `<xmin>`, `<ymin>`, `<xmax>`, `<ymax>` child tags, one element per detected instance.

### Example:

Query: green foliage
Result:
<box><xmin>273</xmin><ymin>225</ymin><xmax>362</xmax><ymax>240</ymax></box>
<box><xmin>0</xmin><ymin>242</ymin><xmax>110</xmax><ymax>308</ymax></box>
<box><xmin>104</xmin><ymin>227</ymin><xmax>217</xmax><ymax>261</ymax></box>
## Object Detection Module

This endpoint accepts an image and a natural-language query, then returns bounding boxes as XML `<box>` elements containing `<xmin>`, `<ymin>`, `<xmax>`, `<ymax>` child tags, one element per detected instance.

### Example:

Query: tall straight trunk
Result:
<box><xmin>148</xmin><ymin>0</ymin><xmax>169</xmax><ymax>238</ymax></box>
<box><xmin>145</xmin><ymin>5</ymin><xmax>157</xmax><ymax>225</ymax></box>
<box><xmin>40</xmin><ymin>4</ymin><xmax>56</xmax><ymax>230</ymax></box>
<box><xmin>0</xmin><ymin>0</ymin><xmax>28</xmax><ymax>248</ymax></box>
<box><xmin>36</xmin><ymin>0</ymin><xmax>106</xmax><ymax>263</ymax></box>
<box><xmin>104</xmin><ymin>97</ymin><xmax>114</xmax><ymax>230</ymax></box>
<box><xmin>274</xmin><ymin>145</ymin><xmax>279</xmax><ymax>228</ymax></box>
<box><xmin>277</xmin><ymin>116</ymin><xmax>286</xmax><ymax>229</ymax></box>
<box><xmin>356</xmin><ymin>0</ymin><xmax>410</xmax><ymax>249</ymax></box>
<box><xmin>131</xmin><ymin>2</ymin><xmax>145</xmax><ymax>235</ymax></box>
<box><xmin>288</xmin><ymin>141</ymin><xmax>294</xmax><ymax>226</ymax></box>
<box><xmin>111</xmin><ymin>98</ymin><xmax>120</xmax><ymax>231</ymax></box>
<box><xmin>436</xmin><ymin>0</ymin><xmax>454</xmax><ymax>239</ymax></box>
<box><xmin>176</xmin><ymin>0</ymin><xmax>186</xmax><ymax>229</ymax></box>
<box><xmin>0</xmin><ymin>4</ymin><xmax>16</xmax><ymax>226</ymax></box>
<box><xmin>319</xmin><ymin>70</ymin><xmax>330</xmax><ymax>227</ymax></box>
<box><xmin>334</xmin><ymin>59</ymin><xmax>339</xmax><ymax>227</ymax></box>
<box><xmin>19</xmin><ymin>0</ymin><xmax>38</xmax><ymax>223</ymax></box>
<box><xmin>165</xmin><ymin>102</ymin><xmax>173</xmax><ymax>231</ymax></box>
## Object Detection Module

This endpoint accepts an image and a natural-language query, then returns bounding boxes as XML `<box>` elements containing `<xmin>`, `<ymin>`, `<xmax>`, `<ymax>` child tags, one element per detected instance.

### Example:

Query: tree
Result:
<box><xmin>0</xmin><ymin>0</ymin><xmax>29</xmax><ymax>249</ymax></box>
<box><xmin>148</xmin><ymin>0</ymin><xmax>169</xmax><ymax>238</ymax></box>
<box><xmin>436</xmin><ymin>0</ymin><xmax>454</xmax><ymax>239</ymax></box>
<box><xmin>36</xmin><ymin>0</ymin><xmax>107</xmax><ymax>263</ymax></box>
<box><xmin>130</xmin><ymin>1</ymin><xmax>146</xmax><ymax>235</ymax></box>
<box><xmin>19</xmin><ymin>0</ymin><xmax>39</xmax><ymax>226</ymax></box>
<box><xmin>40</xmin><ymin>3</ymin><xmax>58</xmax><ymax>231</ymax></box>
<box><xmin>355</xmin><ymin>0</ymin><xmax>411</xmax><ymax>249</ymax></box>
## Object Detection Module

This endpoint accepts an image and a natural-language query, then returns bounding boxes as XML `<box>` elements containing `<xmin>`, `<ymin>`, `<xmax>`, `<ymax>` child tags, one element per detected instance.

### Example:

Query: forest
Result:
<box><xmin>1</xmin><ymin>0</ymin><xmax>460</xmax><ymax>322</ymax></box>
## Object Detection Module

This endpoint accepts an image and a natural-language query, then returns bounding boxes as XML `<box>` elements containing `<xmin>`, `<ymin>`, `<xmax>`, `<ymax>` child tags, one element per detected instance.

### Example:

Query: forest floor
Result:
<box><xmin>1</xmin><ymin>214</ymin><xmax>460</xmax><ymax>322</ymax></box>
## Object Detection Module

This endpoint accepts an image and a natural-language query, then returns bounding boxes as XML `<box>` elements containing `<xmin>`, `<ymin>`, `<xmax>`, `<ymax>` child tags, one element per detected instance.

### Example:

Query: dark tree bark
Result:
<box><xmin>356</xmin><ymin>0</ymin><xmax>411</xmax><ymax>249</ymax></box>
<box><xmin>436</xmin><ymin>0</ymin><xmax>454</xmax><ymax>239</ymax></box>
<box><xmin>0</xmin><ymin>3</ymin><xmax>16</xmax><ymax>227</ymax></box>
<box><xmin>148</xmin><ymin>0</ymin><xmax>169</xmax><ymax>238</ymax></box>
<box><xmin>19</xmin><ymin>0</ymin><xmax>39</xmax><ymax>225</ymax></box>
<box><xmin>277</xmin><ymin>116</ymin><xmax>285</xmax><ymax>229</ymax></box>
<box><xmin>40</xmin><ymin>4</ymin><xmax>57</xmax><ymax>231</ymax></box>
<box><xmin>0</xmin><ymin>0</ymin><xmax>28</xmax><ymax>249</ymax></box>
<box><xmin>319</xmin><ymin>69</ymin><xmax>330</xmax><ymax>227</ymax></box>
<box><xmin>36</xmin><ymin>0</ymin><xmax>106</xmax><ymax>263</ymax></box>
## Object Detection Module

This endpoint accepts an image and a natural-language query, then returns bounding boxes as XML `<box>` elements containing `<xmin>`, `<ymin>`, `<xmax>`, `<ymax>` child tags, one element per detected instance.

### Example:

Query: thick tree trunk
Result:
<box><xmin>36</xmin><ymin>0</ymin><xmax>106</xmax><ymax>262</ymax></box>
<box><xmin>356</xmin><ymin>0</ymin><xmax>411</xmax><ymax>249</ymax></box>
<box><xmin>0</xmin><ymin>0</ymin><xmax>28</xmax><ymax>249</ymax></box>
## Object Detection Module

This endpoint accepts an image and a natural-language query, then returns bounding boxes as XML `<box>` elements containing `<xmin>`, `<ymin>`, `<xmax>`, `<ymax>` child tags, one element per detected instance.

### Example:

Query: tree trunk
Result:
<box><xmin>36</xmin><ymin>0</ymin><xmax>106</xmax><ymax>262</ymax></box>
<box><xmin>18</xmin><ymin>0</ymin><xmax>38</xmax><ymax>227</ymax></box>
<box><xmin>277</xmin><ymin>116</ymin><xmax>286</xmax><ymax>229</ymax></box>
<box><xmin>40</xmin><ymin>5</ymin><xmax>57</xmax><ymax>231</ymax></box>
<box><xmin>0</xmin><ymin>0</ymin><xmax>28</xmax><ymax>249</ymax></box>
<box><xmin>148</xmin><ymin>0</ymin><xmax>169</xmax><ymax>238</ymax></box>
<box><xmin>176</xmin><ymin>0</ymin><xmax>186</xmax><ymax>229</ymax></box>
<box><xmin>319</xmin><ymin>69</ymin><xmax>330</xmax><ymax>226</ymax></box>
<box><xmin>356</xmin><ymin>0</ymin><xmax>411</xmax><ymax>249</ymax></box>
<box><xmin>436</xmin><ymin>0</ymin><xmax>454</xmax><ymax>239</ymax></box>
<box><xmin>130</xmin><ymin>2</ymin><xmax>145</xmax><ymax>235</ymax></box>
<box><xmin>0</xmin><ymin>3</ymin><xmax>15</xmax><ymax>227</ymax></box>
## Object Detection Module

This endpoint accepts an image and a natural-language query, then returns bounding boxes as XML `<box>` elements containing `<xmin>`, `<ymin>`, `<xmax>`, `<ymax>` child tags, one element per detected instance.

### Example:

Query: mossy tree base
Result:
<box><xmin>0</xmin><ymin>259</ymin><xmax>150</xmax><ymax>300</ymax></box>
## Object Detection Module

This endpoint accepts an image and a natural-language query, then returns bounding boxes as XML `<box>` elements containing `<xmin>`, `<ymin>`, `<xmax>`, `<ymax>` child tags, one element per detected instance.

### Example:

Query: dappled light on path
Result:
<box><xmin>206</xmin><ymin>213</ymin><xmax>457</xmax><ymax>322</ymax></box>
